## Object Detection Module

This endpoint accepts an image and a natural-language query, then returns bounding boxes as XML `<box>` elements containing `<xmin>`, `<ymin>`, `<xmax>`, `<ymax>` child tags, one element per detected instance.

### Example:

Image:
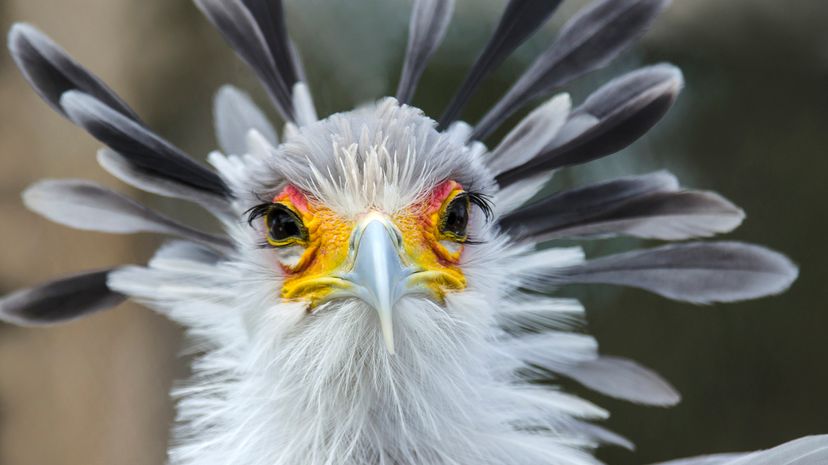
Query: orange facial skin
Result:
<box><xmin>395</xmin><ymin>180</ymin><xmax>465</xmax><ymax>259</ymax></box>
<box><xmin>272</xmin><ymin>186</ymin><xmax>354</xmax><ymax>304</ymax></box>
<box><xmin>394</xmin><ymin>180</ymin><xmax>468</xmax><ymax>299</ymax></box>
<box><xmin>268</xmin><ymin>181</ymin><xmax>469</xmax><ymax>306</ymax></box>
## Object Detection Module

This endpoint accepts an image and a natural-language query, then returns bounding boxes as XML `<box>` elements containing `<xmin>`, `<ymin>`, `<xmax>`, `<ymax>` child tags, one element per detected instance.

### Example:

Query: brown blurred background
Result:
<box><xmin>0</xmin><ymin>0</ymin><xmax>826</xmax><ymax>464</ymax></box>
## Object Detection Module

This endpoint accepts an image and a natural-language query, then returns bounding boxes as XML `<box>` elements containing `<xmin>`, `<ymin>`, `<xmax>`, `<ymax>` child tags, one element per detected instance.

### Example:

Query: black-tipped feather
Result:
<box><xmin>578</xmin><ymin>63</ymin><xmax>680</xmax><ymax>119</ymax></box>
<box><xmin>543</xmin><ymin>242</ymin><xmax>798</xmax><ymax>304</ymax></box>
<box><xmin>97</xmin><ymin>149</ymin><xmax>234</xmax><ymax>219</ymax></box>
<box><xmin>473</xmin><ymin>0</ymin><xmax>670</xmax><ymax>140</ymax></box>
<box><xmin>501</xmin><ymin>171</ymin><xmax>678</xmax><ymax>237</ymax></box>
<box><xmin>497</xmin><ymin>64</ymin><xmax>683</xmax><ymax>187</ymax></box>
<box><xmin>438</xmin><ymin>0</ymin><xmax>563</xmax><ymax>127</ymax></box>
<box><xmin>396</xmin><ymin>0</ymin><xmax>455</xmax><ymax>104</ymax></box>
<box><xmin>487</xmin><ymin>93</ymin><xmax>570</xmax><ymax>175</ymax></box>
<box><xmin>23</xmin><ymin>179</ymin><xmax>233</xmax><ymax>253</ymax></box>
<box><xmin>0</xmin><ymin>269</ymin><xmax>124</xmax><ymax>326</ymax></box>
<box><xmin>195</xmin><ymin>0</ymin><xmax>297</xmax><ymax>121</ymax></box>
<box><xmin>501</xmin><ymin>171</ymin><xmax>745</xmax><ymax>242</ymax></box>
<box><xmin>542</xmin><ymin>190</ymin><xmax>743</xmax><ymax>241</ymax></box>
<box><xmin>241</xmin><ymin>0</ymin><xmax>300</xmax><ymax>85</ymax></box>
<box><xmin>60</xmin><ymin>91</ymin><xmax>231</xmax><ymax>198</ymax></box>
<box><xmin>7</xmin><ymin>23</ymin><xmax>140</xmax><ymax>121</ymax></box>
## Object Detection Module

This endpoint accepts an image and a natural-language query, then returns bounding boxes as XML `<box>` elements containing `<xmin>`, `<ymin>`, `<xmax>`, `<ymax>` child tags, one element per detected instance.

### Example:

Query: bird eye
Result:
<box><xmin>440</xmin><ymin>194</ymin><xmax>470</xmax><ymax>242</ymax></box>
<box><xmin>265</xmin><ymin>204</ymin><xmax>308</xmax><ymax>246</ymax></box>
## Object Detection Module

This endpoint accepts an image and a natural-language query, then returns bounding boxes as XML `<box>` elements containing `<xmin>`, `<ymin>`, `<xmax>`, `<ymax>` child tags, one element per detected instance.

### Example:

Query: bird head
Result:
<box><xmin>234</xmin><ymin>101</ymin><xmax>497</xmax><ymax>355</ymax></box>
<box><xmin>0</xmin><ymin>1</ymin><xmax>807</xmax><ymax>464</ymax></box>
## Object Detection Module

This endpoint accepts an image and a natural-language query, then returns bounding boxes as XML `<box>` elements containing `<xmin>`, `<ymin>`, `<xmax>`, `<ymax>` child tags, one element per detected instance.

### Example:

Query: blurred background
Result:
<box><xmin>0</xmin><ymin>0</ymin><xmax>826</xmax><ymax>464</ymax></box>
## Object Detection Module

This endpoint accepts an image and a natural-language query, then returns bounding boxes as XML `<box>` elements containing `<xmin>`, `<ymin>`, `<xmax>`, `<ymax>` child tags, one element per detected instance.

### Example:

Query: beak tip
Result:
<box><xmin>380</xmin><ymin>312</ymin><xmax>396</xmax><ymax>354</ymax></box>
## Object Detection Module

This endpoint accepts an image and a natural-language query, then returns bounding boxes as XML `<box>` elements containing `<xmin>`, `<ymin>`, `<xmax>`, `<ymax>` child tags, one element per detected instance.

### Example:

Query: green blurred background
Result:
<box><xmin>0</xmin><ymin>0</ymin><xmax>826</xmax><ymax>464</ymax></box>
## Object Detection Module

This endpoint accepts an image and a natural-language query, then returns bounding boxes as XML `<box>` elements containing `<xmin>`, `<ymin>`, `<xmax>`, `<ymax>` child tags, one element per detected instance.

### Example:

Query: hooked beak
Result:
<box><xmin>338</xmin><ymin>213</ymin><xmax>416</xmax><ymax>354</ymax></box>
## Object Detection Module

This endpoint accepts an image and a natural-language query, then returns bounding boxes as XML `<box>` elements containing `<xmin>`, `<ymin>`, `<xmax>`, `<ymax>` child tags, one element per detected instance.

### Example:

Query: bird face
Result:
<box><xmin>250</xmin><ymin>179</ymin><xmax>485</xmax><ymax>352</ymax></box>
<box><xmin>228</xmin><ymin>101</ymin><xmax>497</xmax><ymax>354</ymax></box>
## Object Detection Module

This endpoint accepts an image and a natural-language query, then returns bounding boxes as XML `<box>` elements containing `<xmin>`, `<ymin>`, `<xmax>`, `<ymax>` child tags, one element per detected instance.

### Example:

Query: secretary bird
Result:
<box><xmin>2</xmin><ymin>0</ymin><xmax>826</xmax><ymax>464</ymax></box>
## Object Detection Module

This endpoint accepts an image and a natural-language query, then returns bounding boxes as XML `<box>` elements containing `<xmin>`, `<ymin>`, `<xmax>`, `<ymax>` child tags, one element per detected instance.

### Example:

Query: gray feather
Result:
<box><xmin>495</xmin><ymin>298</ymin><xmax>585</xmax><ymax>333</ymax></box>
<box><xmin>649</xmin><ymin>455</ymin><xmax>747</xmax><ymax>465</ymax></box>
<box><xmin>195</xmin><ymin>0</ymin><xmax>297</xmax><ymax>121</ymax></box>
<box><xmin>60</xmin><ymin>91</ymin><xmax>231</xmax><ymax>198</ymax></box>
<box><xmin>396</xmin><ymin>0</ymin><xmax>455</xmax><ymax>104</ymax></box>
<box><xmin>501</xmin><ymin>170</ymin><xmax>678</xmax><ymax>235</ymax></box>
<box><xmin>7</xmin><ymin>23</ymin><xmax>139</xmax><ymax>121</ymax></box>
<box><xmin>579</xmin><ymin>63</ymin><xmax>681</xmax><ymax>120</ymax></box>
<box><xmin>550</xmin><ymin>112</ymin><xmax>600</xmax><ymax>148</ymax></box>
<box><xmin>545</xmin><ymin>191</ymin><xmax>744</xmax><ymax>241</ymax></box>
<box><xmin>473</xmin><ymin>0</ymin><xmax>671</xmax><ymax>140</ymax></box>
<box><xmin>726</xmin><ymin>436</ymin><xmax>828</xmax><ymax>465</ymax></box>
<box><xmin>487</xmin><ymin>93</ymin><xmax>570</xmax><ymax>175</ymax></box>
<box><xmin>291</xmin><ymin>82</ymin><xmax>318</xmax><ymax>126</ymax></box>
<box><xmin>213</xmin><ymin>85</ymin><xmax>278</xmax><ymax>155</ymax></box>
<box><xmin>0</xmin><ymin>269</ymin><xmax>124</xmax><ymax>326</ymax></box>
<box><xmin>96</xmin><ymin>149</ymin><xmax>234</xmax><ymax>220</ymax></box>
<box><xmin>497</xmin><ymin>64</ymin><xmax>683</xmax><ymax>187</ymax></box>
<box><xmin>649</xmin><ymin>435</ymin><xmax>828</xmax><ymax>465</ymax></box>
<box><xmin>501</xmin><ymin>172</ymin><xmax>744</xmax><ymax>242</ymax></box>
<box><xmin>438</xmin><ymin>0</ymin><xmax>563</xmax><ymax>126</ymax></box>
<box><xmin>557</xmin><ymin>356</ymin><xmax>680</xmax><ymax>406</ymax></box>
<box><xmin>22</xmin><ymin>179</ymin><xmax>233</xmax><ymax>253</ymax></box>
<box><xmin>241</xmin><ymin>0</ymin><xmax>301</xmax><ymax>82</ymax></box>
<box><xmin>546</xmin><ymin>242</ymin><xmax>798</xmax><ymax>304</ymax></box>
<box><xmin>152</xmin><ymin>240</ymin><xmax>223</xmax><ymax>265</ymax></box>
<box><xmin>289</xmin><ymin>39</ymin><xmax>308</xmax><ymax>84</ymax></box>
<box><xmin>570</xmin><ymin>421</ymin><xmax>635</xmax><ymax>450</ymax></box>
<box><xmin>8</xmin><ymin>26</ymin><xmax>232</xmax><ymax>200</ymax></box>
<box><xmin>493</xmin><ymin>172</ymin><xmax>555</xmax><ymax>216</ymax></box>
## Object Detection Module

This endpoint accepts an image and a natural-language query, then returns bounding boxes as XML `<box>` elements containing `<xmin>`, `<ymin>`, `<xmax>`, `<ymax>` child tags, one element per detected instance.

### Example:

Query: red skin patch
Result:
<box><xmin>425</xmin><ymin>180</ymin><xmax>461</xmax><ymax>214</ymax></box>
<box><xmin>273</xmin><ymin>181</ymin><xmax>462</xmax><ymax>218</ymax></box>
<box><xmin>273</xmin><ymin>185</ymin><xmax>310</xmax><ymax>213</ymax></box>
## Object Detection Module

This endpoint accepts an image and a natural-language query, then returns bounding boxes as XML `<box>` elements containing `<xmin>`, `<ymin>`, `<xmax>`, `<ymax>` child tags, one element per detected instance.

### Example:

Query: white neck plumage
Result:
<box><xmin>162</xmin><ymin>290</ymin><xmax>598</xmax><ymax>465</ymax></box>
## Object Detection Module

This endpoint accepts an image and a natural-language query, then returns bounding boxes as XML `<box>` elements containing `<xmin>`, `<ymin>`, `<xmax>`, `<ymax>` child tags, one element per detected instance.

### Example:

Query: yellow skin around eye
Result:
<box><xmin>273</xmin><ymin>183</ymin><xmax>469</xmax><ymax>307</ymax></box>
<box><xmin>394</xmin><ymin>185</ymin><xmax>468</xmax><ymax>300</ymax></box>
<box><xmin>276</xmin><ymin>197</ymin><xmax>354</xmax><ymax>306</ymax></box>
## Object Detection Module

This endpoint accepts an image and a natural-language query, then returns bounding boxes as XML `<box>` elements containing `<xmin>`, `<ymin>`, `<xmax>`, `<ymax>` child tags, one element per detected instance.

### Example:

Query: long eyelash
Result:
<box><xmin>245</xmin><ymin>203</ymin><xmax>273</xmax><ymax>226</ymax></box>
<box><xmin>455</xmin><ymin>191</ymin><xmax>493</xmax><ymax>245</ymax></box>
<box><xmin>466</xmin><ymin>192</ymin><xmax>494</xmax><ymax>222</ymax></box>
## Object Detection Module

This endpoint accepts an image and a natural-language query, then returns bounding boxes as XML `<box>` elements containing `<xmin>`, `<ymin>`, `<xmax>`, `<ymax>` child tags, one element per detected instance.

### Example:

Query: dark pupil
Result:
<box><xmin>267</xmin><ymin>207</ymin><xmax>300</xmax><ymax>240</ymax></box>
<box><xmin>444</xmin><ymin>198</ymin><xmax>469</xmax><ymax>235</ymax></box>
